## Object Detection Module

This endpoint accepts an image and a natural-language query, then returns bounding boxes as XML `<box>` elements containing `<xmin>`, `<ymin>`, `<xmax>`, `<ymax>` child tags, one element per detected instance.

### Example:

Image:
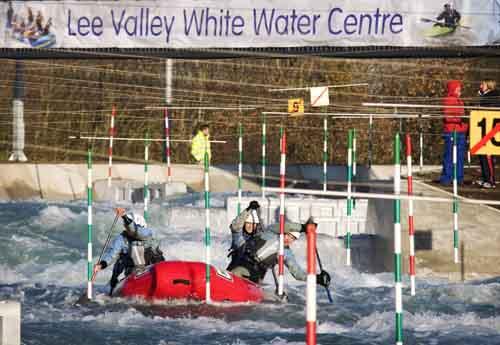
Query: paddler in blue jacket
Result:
<box><xmin>227</xmin><ymin>201</ymin><xmax>330</xmax><ymax>288</ymax></box>
<box><xmin>93</xmin><ymin>208</ymin><xmax>163</xmax><ymax>295</ymax></box>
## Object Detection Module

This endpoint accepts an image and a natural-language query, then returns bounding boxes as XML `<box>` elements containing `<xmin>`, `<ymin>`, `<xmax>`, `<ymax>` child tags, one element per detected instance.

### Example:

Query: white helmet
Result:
<box><xmin>123</xmin><ymin>212</ymin><xmax>147</xmax><ymax>229</ymax></box>
<box><xmin>245</xmin><ymin>210</ymin><xmax>260</xmax><ymax>224</ymax></box>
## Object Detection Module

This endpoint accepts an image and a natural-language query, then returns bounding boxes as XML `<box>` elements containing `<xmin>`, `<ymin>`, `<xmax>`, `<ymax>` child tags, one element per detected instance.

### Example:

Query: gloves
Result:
<box><xmin>247</xmin><ymin>200</ymin><xmax>260</xmax><ymax>211</ymax></box>
<box><xmin>316</xmin><ymin>270</ymin><xmax>331</xmax><ymax>287</ymax></box>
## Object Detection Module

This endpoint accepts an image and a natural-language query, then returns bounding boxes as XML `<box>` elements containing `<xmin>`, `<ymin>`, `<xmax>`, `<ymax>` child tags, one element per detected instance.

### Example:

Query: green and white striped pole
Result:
<box><xmin>204</xmin><ymin>149</ymin><xmax>212</xmax><ymax>303</ymax></box>
<box><xmin>261</xmin><ymin>115</ymin><xmax>267</xmax><ymax>199</ymax></box>
<box><xmin>453</xmin><ymin>131</ymin><xmax>459</xmax><ymax>263</ymax></box>
<box><xmin>237</xmin><ymin>122</ymin><xmax>243</xmax><ymax>215</ymax></box>
<box><xmin>144</xmin><ymin>132</ymin><xmax>150</xmax><ymax>221</ymax></box>
<box><xmin>346</xmin><ymin>129</ymin><xmax>353</xmax><ymax>266</ymax></box>
<box><xmin>323</xmin><ymin>116</ymin><xmax>328</xmax><ymax>192</ymax></box>
<box><xmin>87</xmin><ymin>148</ymin><xmax>93</xmax><ymax>300</ymax></box>
<box><xmin>394</xmin><ymin>133</ymin><xmax>403</xmax><ymax>345</ymax></box>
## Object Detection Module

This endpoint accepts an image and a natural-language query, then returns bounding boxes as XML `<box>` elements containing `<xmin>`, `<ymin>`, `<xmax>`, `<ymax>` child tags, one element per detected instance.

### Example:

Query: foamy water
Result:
<box><xmin>0</xmin><ymin>195</ymin><xmax>499</xmax><ymax>345</ymax></box>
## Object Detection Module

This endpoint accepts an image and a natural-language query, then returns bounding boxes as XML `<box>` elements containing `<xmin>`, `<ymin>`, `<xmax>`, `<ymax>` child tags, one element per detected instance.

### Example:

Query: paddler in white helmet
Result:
<box><xmin>227</xmin><ymin>202</ymin><xmax>330</xmax><ymax>289</ymax></box>
<box><xmin>92</xmin><ymin>207</ymin><xmax>164</xmax><ymax>295</ymax></box>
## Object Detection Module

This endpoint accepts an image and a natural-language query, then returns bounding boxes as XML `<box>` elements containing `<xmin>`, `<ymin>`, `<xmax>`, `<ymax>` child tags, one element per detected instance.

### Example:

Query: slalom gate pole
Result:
<box><xmin>323</xmin><ymin>116</ymin><xmax>328</xmax><ymax>192</ymax></box>
<box><xmin>237</xmin><ymin>122</ymin><xmax>243</xmax><ymax>214</ymax></box>
<box><xmin>164</xmin><ymin>108</ymin><xmax>172</xmax><ymax>184</ymax></box>
<box><xmin>453</xmin><ymin>131</ymin><xmax>459</xmax><ymax>263</ymax></box>
<box><xmin>144</xmin><ymin>132</ymin><xmax>150</xmax><ymax>221</ymax></box>
<box><xmin>278</xmin><ymin>129</ymin><xmax>286</xmax><ymax>297</ymax></box>
<box><xmin>306</xmin><ymin>223</ymin><xmax>317</xmax><ymax>345</ymax></box>
<box><xmin>406</xmin><ymin>134</ymin><xmax>416</xmax><ymax>296</ymax></box>
<box><xmin>204</xmin><ymin>149</ymin><xmax>212</xmax><ymax>303</ymax></box>
<box><xmin>261</xmin><ymin>114</ymin><xmax>267</xmax><ymax>199</ymax></box>
<box><xmin>394</xmin><ymin>133</ymin><xmax>403</xmax><ymax>345</ymax></box>
<box><xmin>346</xmin><ymin>130</ymin><xmax>353</xmax><ymax>266</ymax></box>
<box><xmin>86</xmin><ymin>148</ymin><xmax>93</xmax><ymax>300</ymax></box>
<box><xmin>107</xmin><ymin>105</ymin><xmax>116</xmax><ymax>188</ymax></box>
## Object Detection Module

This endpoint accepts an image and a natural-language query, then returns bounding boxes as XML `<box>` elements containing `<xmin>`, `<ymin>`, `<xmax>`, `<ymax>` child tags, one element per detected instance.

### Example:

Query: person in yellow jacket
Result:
<box><xmin>191</xmin><ymin>124</ymin><xmax>211</xmax><ymax>163</ymax></box>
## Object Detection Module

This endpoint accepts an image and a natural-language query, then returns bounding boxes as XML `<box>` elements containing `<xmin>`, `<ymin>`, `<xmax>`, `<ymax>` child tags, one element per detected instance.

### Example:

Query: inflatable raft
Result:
<box><xmin>112</xmin><ymin>261</ymin><xmax>264</xmax><ymax>303</ymax></box>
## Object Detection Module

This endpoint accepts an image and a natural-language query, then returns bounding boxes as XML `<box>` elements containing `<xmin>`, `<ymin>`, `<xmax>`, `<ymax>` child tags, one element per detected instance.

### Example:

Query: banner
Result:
<box><xmin>1</xmin><ymin>0</ymin><xmax>499</xmax><ymax>49</ymax></box>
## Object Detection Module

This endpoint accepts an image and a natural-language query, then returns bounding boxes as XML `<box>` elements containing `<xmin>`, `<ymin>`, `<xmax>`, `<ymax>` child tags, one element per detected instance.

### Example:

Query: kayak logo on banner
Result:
<box><xmin>288</xmin><ymin>98</ymin><xmax>304</xmax><ymax>116</ymax></box>
<box><xmin>310</xmin><ymin>87</ymin><xmax>329</xmax><ymax>107</ymax></box>
<box><xmin>470</xmin><ymin>110</ymin><xmax>500</xmax><ymax>155</ymax></box>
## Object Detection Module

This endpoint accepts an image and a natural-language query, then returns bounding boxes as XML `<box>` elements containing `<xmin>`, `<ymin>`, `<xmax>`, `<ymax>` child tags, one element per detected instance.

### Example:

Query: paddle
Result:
<box><xmin>420</xmin><ymin>17</ymin><xmax>471</xmax><ymax>30</ymax></box>
<box><xmin>315</xmin><ymin>248</ymin><xmax>333</xmax><ymax>303</ymax></box>
<box><xmin>75</xmin><ymin>213</ymin><xmax>119</xmax><ymax>305</ymax></box>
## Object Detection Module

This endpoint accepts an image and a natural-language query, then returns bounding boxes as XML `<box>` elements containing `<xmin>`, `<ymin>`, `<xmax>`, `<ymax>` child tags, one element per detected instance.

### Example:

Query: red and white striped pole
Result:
<box><xmin>107</xmin><ymin>105</ymin><xmax>116</xmax><ymax>187</ymax></box>
<box><xmin>406</xmin><ymin>134</ymin><xmax>416</xmax><ymax>296</ymax></box>
<box><xmin>164</xmin><ymin>108</ymin><xmax>172</xmax><ymax>184</ymax></box>
<box><xmin>278</xmin><ymin>129</ymin><xmax>286</xmax><ymax>297</ymax></box>
<box><xmin>306</xmin><ymin>222</ymin><xmax>317</xmax><ymax>345</ymax></box>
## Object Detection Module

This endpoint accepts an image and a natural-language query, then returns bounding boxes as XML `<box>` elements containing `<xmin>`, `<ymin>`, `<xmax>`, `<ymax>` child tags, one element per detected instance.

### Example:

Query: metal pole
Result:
<box><xmin>368</xmin><ymin>115</ymin><xmax>373</xmax><ymax>168</ymax></box>
<box><xmin>261</xmin><ymin>115</ymin><xmax>267</xmax><ymax>199</ymax></box>
<box><xmin>144</xmin><ymin>133</ymin><xmax>150</xmax><ymax>221</ymax></box>
<box><xmin>453</xmin><ymin>131</ymin><xmax>459</xmax><ymax>264</ymax></box>
<box><xmin>278</xmin><ymin>129</ymin><xmax>287</xmax><ymax>297</ymax></box>
<box><xmin>165</xmin><ymin>59</ymin><xmax>173</xmax><ymax>104</ymax></box>
<box><xmin>346</xmin><ymin>130</ymin><xmax>353</xmax><ymax>266</ymax></box>
<box><xmin>406</xmin><ymin>134</ymin><xmax>416</xmax><ymax>296</ymax></box>
<box><xmin>306</xmin><ymin>223</ymin><xmax>317</xmax><ymax>345</ymax></box>
<box><xmin>87</xmin><ymin>149</ymin><xmax>93</xmax><ymax>300</ymax></box>
<box><xmin>9</xmin><ymin>60</ymin><xmax>27</xmax><ymax>162</ymax></box>
<box><xmin>204</xmin><ymin>149</ymin><xmax>212</xmax><ymax>303</ymax></box>
<box><xmin>323</xmin><ymin>117</ymin><xmax>328</xmax><ymax>192</ymax></box>
<box><xmin>107</xmin><ymin>105</ymin><xmax>116</xmax><ymax>187</ymax></box>
<box><xmin>394</xmin><ymin>133</ymin><xmax>403</xmax><ymax>345</ymax></box>
<box><xmin>419</xmin><ymin>131</ymin><xmax>424</xmax><ymax>172</ymax></box>
<box><xmin>164</xmin><ymin>108</ymin><xmax>172</xmax><ymax>184</ymax></box>
<box><xmin>353</xmin><ymin>128</ymin><xmax>357</xmax><ymax>177</ymax></box>
<box><xmin>237</xmin><ymin>122</ymin><xmax>243</xmax><ymax>214</ymax></box>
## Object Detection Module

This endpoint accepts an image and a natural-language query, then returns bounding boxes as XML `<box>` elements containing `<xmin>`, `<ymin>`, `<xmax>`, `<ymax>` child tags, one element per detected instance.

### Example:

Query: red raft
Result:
<box><xmin>112</xmin><ymin>261</ymin><xmax>264</xmax><ymax>303</ymax></box>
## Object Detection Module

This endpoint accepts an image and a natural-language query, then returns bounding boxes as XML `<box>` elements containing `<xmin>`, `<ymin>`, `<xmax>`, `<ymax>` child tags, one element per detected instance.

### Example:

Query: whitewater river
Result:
<box><xmin>1</xmin><ymin>194</ymin><xmax>499</xmax><ymax>345</ymax></box>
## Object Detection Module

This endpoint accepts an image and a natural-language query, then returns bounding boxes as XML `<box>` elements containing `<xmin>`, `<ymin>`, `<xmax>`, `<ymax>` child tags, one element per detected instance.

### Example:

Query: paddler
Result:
<box><xmin>436</xmin><ymin>3</ymin><xmax>461</xmax><ymax>27</ymax></box>
<box><xmin>227</xmin><ymin>201</ymin><xmax>330</xmax><ymax>289</ymax></box>
<box><xmin>92</xmin><ymin>207</ymin><xmax>164</xmax><ymax>295</ymax></box>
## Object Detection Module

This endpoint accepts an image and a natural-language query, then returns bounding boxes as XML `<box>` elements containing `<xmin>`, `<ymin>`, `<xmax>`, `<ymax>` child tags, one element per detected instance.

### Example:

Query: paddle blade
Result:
<box><xmin>74</xmin><ymin>293</ymin><xmax>92</xmax><ymax>306</ymax></box>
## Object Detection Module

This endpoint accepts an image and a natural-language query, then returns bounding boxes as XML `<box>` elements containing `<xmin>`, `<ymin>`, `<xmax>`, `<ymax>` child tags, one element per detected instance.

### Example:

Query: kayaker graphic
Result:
<box><xmin>4</xmin><ymin>1</ymin><xmax>56</xmax><ymax>48</ymax></box>
<box><xmin>436</xmin><ymin>3</ymin><xmax>461</xmax><ymax>28</ymax></box>
<box><xmin>421</xmin><ymin>3</ymin><xmax>471</xmax><ymax>38</ymax></box>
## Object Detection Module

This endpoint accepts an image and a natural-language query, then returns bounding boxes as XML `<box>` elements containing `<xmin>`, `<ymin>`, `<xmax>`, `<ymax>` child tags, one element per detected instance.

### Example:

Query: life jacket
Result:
<box><xmin>121</xmin><ymin>231</ymin><xmax>165</xmax><ymax>267</ymax></box>
<box><xmin>227</xmin><ymin>233</ymin><xmax>279</xmax><ymax>283</ymax></box>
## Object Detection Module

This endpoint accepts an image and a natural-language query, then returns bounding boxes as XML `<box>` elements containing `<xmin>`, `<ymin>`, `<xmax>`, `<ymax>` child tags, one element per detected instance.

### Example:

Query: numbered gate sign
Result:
<box><xmin>470</xmin><ymin>110</ymin><xmax>500</xmax><ymax>155</ymax></box>
<box><xmin>288</xmin><ymin>98</ymin><xmax>304</xmax><ymax>115</ymax></box>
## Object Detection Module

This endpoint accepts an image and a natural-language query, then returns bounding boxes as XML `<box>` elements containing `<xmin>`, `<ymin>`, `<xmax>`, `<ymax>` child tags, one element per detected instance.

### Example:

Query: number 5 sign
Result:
<box><xmin>469</xmin><ymin>110</ymin><xmax>500</xmax><ymax>155</ymax></box>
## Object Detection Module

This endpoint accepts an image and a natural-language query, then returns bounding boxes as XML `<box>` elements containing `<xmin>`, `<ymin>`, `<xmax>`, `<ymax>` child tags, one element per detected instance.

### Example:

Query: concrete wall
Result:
<box><xmin>227</xmin><ymin>196</ymin><xmax>369</xmax><ymax>237</ymax></box>
<box><xmin>0</xmin><ymin>163</ymin><xmax>261</xmax><ymax>200</ymax></box>
<box><xmin>367</xmin><ymin>169</ymin><xmax>500</xmax><ymax>280</ymax></box>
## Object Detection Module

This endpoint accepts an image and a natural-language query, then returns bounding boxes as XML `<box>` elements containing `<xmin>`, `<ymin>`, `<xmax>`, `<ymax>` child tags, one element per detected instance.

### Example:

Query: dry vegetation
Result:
<box><xmin>1</xmin><ymin>56</ymin><xmax>499</xmax><ymax>165</ymax></box>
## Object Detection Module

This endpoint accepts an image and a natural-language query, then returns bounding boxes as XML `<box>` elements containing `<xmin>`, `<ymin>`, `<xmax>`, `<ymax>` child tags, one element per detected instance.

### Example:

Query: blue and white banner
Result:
<box><xmin>1</xmin><ymin>0</ymin><xmax>499</xmax><ymax>49</ymax></box>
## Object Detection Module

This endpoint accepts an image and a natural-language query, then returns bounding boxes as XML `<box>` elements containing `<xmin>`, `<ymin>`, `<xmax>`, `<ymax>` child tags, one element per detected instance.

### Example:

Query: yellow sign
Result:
<box><xmin>470</xmin><ymin>110</ymin><xmax>500</xmax><ymax>155</ymax></box>
<box><xmin>288</xmin><ymin>98</ymin><xmax>304</xmax><ymax>116</ymax></box>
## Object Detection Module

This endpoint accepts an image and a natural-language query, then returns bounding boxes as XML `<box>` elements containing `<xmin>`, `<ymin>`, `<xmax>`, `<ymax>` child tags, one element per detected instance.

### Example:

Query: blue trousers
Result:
<box><xmin>440</xmin><ymin>132</ymin><xmax>466</xmax><ymax>184</ymax></box>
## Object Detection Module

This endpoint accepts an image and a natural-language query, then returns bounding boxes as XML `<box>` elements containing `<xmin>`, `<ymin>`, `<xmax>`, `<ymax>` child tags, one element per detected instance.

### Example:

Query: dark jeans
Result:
<box><xmin>479</xmin><ymin>155</ymin><xmax>496</xmax><ymax>184</ymax></box>
<box><xmin>440</xmin><ymin>132</ymin><xmax>466</xmax><ymax>184</ymax></box>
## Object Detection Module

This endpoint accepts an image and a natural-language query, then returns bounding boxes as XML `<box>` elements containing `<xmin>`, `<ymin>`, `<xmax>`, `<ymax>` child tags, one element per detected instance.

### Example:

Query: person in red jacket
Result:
<box><xmin>440</xmin><ymin>80</ymin><xmax>468</xmax><ymax>185</ymax></box>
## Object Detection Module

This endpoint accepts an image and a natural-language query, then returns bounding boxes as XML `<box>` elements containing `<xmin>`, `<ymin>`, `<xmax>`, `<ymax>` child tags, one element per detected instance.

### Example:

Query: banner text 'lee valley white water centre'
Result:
<box><xmin>1</xmin><ymin>0</ymin><xmax>500</xmax><ymax>49</ymax></box>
